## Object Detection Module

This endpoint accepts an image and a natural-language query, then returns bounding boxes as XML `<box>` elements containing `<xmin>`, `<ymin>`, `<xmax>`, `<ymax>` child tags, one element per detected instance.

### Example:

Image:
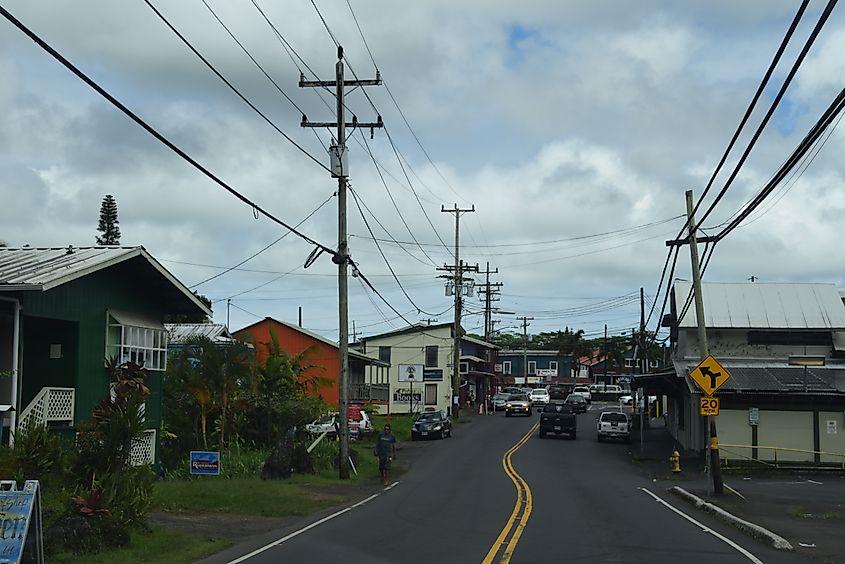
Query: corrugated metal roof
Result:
<box><xmin>674</xmin><ymin>282</ymin><xmax>845</xmax><ymax>329</ymax></box>
<box><xmin>672</xmin><ymin>360</ymin><xmax>845</xmax><ymax>394</ymax></box>
<box><xmin>166</xmin><ymin>323</ymin><xmax>234</xmax><ymax>344</ymax></box>
<box><xmin>0</xmin><ymin>246</ymin><xmax>211</xmax><ymax>316</ymax></box>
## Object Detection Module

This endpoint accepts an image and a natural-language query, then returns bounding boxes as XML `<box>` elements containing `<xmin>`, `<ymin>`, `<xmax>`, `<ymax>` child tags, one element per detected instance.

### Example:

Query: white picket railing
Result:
<box><xmin>129</xmin><ymin>429</ymin><xmax>157</xmax><ymax>466</ymax></box>
<box><xmin>18</xmin><ymin>387</ymin><xmax>75</xmax><ymax>430</ymax></box>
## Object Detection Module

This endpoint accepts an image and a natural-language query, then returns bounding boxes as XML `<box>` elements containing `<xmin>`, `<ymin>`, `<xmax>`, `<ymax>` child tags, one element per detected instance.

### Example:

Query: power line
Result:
<box><xmin>0</xmin><ymin>4</ymin><xmax>335</xmax><ymax>258</ymax></box>
<box><xmin>190</xmin><ymin>193</ymin><xmax>334</xmax><ymax>289</ymax></box>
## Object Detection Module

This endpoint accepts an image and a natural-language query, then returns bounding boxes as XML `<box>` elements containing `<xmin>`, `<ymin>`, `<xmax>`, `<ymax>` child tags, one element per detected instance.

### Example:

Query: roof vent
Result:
<box><xmin>66</xmin><ymin>245</ymin><xmax>75</xmax><ymax>255</ymax></box>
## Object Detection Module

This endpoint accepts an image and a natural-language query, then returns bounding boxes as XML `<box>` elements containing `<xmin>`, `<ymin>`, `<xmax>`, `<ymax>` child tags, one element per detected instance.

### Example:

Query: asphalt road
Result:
<box><xmin>204</xmin><ymin>405</ymin><xmax>805</xmax><ymax>564</ymax></box>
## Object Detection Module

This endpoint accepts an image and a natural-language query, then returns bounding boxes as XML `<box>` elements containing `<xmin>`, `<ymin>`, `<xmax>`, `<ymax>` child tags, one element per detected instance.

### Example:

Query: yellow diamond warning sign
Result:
<box><xmin>689</xmin><ymin>355</ymin><xmax>731</xmax><ymax>396</ymax></box>
<box><xmin>699</xmin><ymin>396</ymin><xmax>720</xmax><ymax>416</ymax></box>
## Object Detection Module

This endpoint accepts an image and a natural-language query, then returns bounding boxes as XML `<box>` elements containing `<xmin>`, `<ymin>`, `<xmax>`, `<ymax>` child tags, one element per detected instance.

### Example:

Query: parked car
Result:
<box><xmin>305</xmin><ymin>410</ymin><xmax>372</xmax><ymax>437</ymax></box>
<box><xmin>504</xmin><ymin>394</ymin><xmax>532</xmax><ymax>417</ymax></box>
<box><xmin>571</xmin><ymin>386</ymin><xmax>592</xmax><ymax>403</ymax></box>
<box><xmin>619</xmin><ymin>394</ymin><xmax>634</xmax><ymax>406</ymax></box>
<box><xmin>563</xmin><ymin>393</ymin><xmax>588</xmax><ymax>414</ymax></box>
<box><xmin>490</xmin><ymin>392</ymin><xmax>510</xmax><ymax>411</ymax></box>
<box><xmin>539</xmin><ymin>402</ymin><xmax>577</xmax><ymax>439</ymax></box>
<box><xmin>596</xmin><ymin>411</ymin><xmax>631</xmax><ymax>442</ymax></box>
<box><xmin>529</xmin><ymin>388</ymin><xmax>551</xmax><ymax>410</ymax></box>
<box><xmin>411</xmin><ymin>410</ymin><xmax>452</xmax><ymax>440</ymax></box>
<box><xmin>502</xmin><ymin>386</ymin><xmax>522</xmax><ymax>395</ymax></box>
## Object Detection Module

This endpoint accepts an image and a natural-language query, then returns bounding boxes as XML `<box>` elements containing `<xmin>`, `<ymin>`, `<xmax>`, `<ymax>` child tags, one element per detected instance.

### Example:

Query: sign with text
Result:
<box><xmin>190</xmin><ymin>451</ymin><xmax>221</xmax><ymax>476</ymax></box>
<box><xmin>398</xmin><ymin>364</ymin><xmax>424</xmax><ymax>382</ymax></box>
<box><xmin>699</xmin><ymin>396</ymin><xmax>720</xmax><ymax>417</ymax></box>
<box><xmin>423</xmin><ymin>368</ymin><xmax>443</xmax><ymax>381</ymax></box>
<box><xmin>393</xmin><ymin>389</ymin><xmax>422</xmax><ymax>403</ymax></box>
<box><xmin>748</xmin><ymin>407</ymin><xmax>759</xmax><ymax>426</ymax></box>
<box><xmin>689</xmin><ymin>355</ymin><xmax>732</xmax><ymax>396</ymax></box>
<box><xmin>348</xmin><ymin>404</ymin><xmax>362</xmax><ymax>421</ymax></box>
<box><xmin>0</xmin><ymin>479</ymin><xmax>44</xmax><ymax>564</ymax></box>
<box><xmin>536</xmin><ymin>369</ymin><xmax>558</xmax><ymax>377</ymax></box>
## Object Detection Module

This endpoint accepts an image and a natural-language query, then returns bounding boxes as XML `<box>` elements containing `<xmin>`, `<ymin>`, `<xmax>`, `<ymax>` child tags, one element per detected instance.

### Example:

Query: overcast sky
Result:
<box><xmin>1</xmin><ymin>1</ymin><xmax>844</xmax><ymax>343</ymax></box>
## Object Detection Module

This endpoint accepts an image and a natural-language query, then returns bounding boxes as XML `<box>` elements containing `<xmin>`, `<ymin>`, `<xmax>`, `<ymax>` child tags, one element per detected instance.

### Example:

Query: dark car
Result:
<box><xmin>411</xmin><ymin>410</ymin><xmax>452</xmax><ymax>440</ymax></box>
<box><xmin>564</xmin><ymin>393</ymin><xmax>588</xmax><ymax>414</ymax></box>
<box><xmin>548</xmin><ymin>385</ymin><xmax>568</xmax><ymax>400</ymax></box>
<box><xmin>539</xmin><ymin>402</ymin><xmax>577</xmax><ymax>439</ymax></box>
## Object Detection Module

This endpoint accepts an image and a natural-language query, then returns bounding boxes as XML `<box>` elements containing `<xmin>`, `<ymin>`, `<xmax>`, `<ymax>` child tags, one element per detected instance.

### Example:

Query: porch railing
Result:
<box><xmin>129</xmin><ymin>429</ymin><xmax>157</xmax><ymax>466</ymax></box>
<box><xmin>18</xmin><ymin>387</ymin><xmax>75</xmax><ymax>430</ymax></box>
<box><xmin>350</xmin><ymin>383</ymin><xmax>390</xmax><ymax>402</ymax></box>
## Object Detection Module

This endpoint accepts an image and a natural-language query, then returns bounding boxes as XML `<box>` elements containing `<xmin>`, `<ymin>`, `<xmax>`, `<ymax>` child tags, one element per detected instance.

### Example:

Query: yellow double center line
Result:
<box><xmin>482</xmin><ymin>422</ymin><xmax>538</xmax><ymax>564</ymax></box>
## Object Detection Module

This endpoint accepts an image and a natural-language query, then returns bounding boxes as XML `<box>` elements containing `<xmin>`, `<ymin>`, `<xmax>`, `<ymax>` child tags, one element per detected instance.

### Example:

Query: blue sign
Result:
<box><xmin>190</xmin><ymin>451</ymin><xmax>221</xmax><ymax>476</ymax></box>
<box><xmin>423</xmin><ymin>369</ymin><xmax>443</xmax><ymax>381</ymax></box>
<box><xmin>0</xmin><ymin>480</ymin><xmax>43</xmax><ymax>563</ymax></box>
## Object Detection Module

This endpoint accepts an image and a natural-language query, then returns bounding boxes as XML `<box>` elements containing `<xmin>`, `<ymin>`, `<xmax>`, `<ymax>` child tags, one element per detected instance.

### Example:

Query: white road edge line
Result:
<box><xmin>227</xmin><ymin>485</ymin><xmax>397</xmax><ymax>563</ymax></box>
<box><xmin>638</xmin><ymin>487</ymin><xmax>763</xmax><ymax>564</ymax></box>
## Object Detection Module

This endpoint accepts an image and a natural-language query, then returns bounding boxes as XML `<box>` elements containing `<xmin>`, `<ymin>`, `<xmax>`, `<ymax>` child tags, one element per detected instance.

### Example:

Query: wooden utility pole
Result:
<box><xmin>440</xmin><ymin>204</ymin><xmax>475</xmax><ymax>418</ymax></box>
<box><xmin>517</xmin><ymin>316</ymin><xmax>533</xmax><ymax>384</ymax></box>
<box><xmin>684</xmin><ymin>190</ymin><xmax>724</xmax><ymax>495</ymax></box>
<box><xmin>477</xmin><ymin>262</ymin><xmax>502</xmax><ymax>341</ymax></box>
<box><xmin>300</xmin><ymin>46</ymin><xmax>382</xmax><ymax>480</ymax></box>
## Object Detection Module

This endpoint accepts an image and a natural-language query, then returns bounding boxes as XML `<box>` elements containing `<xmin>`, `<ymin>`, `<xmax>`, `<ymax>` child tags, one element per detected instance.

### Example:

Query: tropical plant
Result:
<box><xmin>95</xmin><ymin>194</ymin><xmax>121</xmax><ymax>245</ymax></box>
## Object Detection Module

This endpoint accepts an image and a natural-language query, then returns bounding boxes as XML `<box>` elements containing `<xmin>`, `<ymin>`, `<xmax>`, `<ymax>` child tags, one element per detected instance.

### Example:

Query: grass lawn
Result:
<box><xmin>51</xmin><ymin>527</ymin><xmax>231</xmax><ymax>564</ymax></box>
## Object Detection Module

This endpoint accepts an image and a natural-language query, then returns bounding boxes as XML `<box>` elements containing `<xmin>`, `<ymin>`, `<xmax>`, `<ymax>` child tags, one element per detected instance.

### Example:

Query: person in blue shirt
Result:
<box><xmin>374</xmin><ymin>424</ymin><xmax>397</xmax><ymax>486</ymax></box>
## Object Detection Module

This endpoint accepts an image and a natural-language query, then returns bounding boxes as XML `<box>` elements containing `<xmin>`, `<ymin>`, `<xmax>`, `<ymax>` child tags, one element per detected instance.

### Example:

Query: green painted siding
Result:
<box><xmin>20</xmin><ymin>262</ymin><xmax>169</xmax><ymax>429</ymax></box>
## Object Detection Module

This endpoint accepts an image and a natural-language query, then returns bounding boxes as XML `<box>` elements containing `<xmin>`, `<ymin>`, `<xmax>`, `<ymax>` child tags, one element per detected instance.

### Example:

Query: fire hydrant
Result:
<box><xmin>670</xmin><ymin>449</ymin><xmax>681</xmax><ymax>474</ymax></box>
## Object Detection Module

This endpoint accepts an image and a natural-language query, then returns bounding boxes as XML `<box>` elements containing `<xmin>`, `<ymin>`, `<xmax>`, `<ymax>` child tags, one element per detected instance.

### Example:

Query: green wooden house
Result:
<box><xmin>0</xmin><ymin>246</ymin><xmax>211</xmax><ymax>464</ymax></box>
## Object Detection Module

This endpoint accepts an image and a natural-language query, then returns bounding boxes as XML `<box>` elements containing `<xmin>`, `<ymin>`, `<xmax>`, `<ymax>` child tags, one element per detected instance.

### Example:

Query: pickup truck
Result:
<box><xmin>538</xmin><ymin>402</ymin><xmax>577</xmax><ymax>439</ymax></box>
<box><xmin>596</xmin><ymin>411</ymin><xmax>630</xmax><ymax>442</ymax></box>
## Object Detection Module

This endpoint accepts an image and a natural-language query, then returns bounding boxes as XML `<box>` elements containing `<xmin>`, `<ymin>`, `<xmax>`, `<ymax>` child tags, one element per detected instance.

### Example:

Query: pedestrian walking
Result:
<box><xmin>374</xmin><ymin>423</ymin><xmax>397</xmax><ymax>486</ymax></box>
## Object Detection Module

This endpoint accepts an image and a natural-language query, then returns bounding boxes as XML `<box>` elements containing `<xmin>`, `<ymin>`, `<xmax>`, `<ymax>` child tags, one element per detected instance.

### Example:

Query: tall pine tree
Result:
<box><xmin>96</xmin><ymin>194</ymin><xmax>121</xmax><ymax>245</ymax></box>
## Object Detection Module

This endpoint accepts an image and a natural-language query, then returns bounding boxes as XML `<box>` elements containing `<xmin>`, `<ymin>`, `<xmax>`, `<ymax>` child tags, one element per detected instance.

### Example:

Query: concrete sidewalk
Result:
<box><xmin>630</xmin><ymin>418</ymin><xmax>845</xmax><ymax>563</ymax></box>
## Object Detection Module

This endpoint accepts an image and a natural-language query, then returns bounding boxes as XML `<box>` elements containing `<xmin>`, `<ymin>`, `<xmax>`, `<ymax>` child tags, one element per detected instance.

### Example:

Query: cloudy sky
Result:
<box><xmin>1</xmin><ymin>0</ymin><xmax>844</xmax><ymax>342</ymax></box>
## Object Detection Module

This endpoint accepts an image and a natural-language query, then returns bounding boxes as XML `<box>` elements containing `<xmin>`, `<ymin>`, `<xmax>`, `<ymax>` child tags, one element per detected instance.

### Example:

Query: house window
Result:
<box><xmin>549</xmin><ymin>361</ymin><xmax>558</xmax><ymax>371</ymax></box>
<box><xmin>425</xmin><ymin>345</ymin><xmax>438</xmax><ymax>367</ymax></box>
<box><xmin>624</xmin><ymin>359</ymin><xmax>633</xmax><ymax>368</ymax></box>
<box><xmin>107</xmin><ymin>311</ymin><xmax>168</xmax><ymax>371</ymax></box>
<box><xmin>460</xmin><ymin>362</ymin><xmax>469</xmax><ymax>374</ymax></box>
<box><xmin>528</xmin><ymin>361</ymin><xmax>536</xmax><ymax>375</ymax></box>
<box><xmin>503</xmin><ymin>361</ymin><xmax>511</xmax><ymax>375</ymax></box>
<box><xmin>378</xmin><ymin>346</ymin><xmax>391</xmax><ymax>364</ymax></box>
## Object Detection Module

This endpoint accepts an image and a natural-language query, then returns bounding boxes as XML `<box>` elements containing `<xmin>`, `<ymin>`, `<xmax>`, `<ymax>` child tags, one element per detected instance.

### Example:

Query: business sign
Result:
<box><xmin>423</xmin><ymin>368</ymin><xmax>443</xmax><ymax>381</ymax></box>
<box><xmin>393</xmin><ymin>389</ymin><xmax>421</xmax><ymax>403</ymax></box>
<box><xmin>536</xmin><ymin>369</ymin><xmax>557</xmax><ymax>377</ymax></box>
<box><xmin>398</xmin><ymin>364</ymin><xmax>424</xmax><ymax>382</ymax></box>
<box><xmin>0</xmin><ymin>480</ymin><xmax>44</xmax><ymax>564</ymax></box>
<box><xmin>348</xmin><ymin>404</ymin><xmax>362</xmax><ymax>421</ymax></box>
<box><xmin>699</xmin><ymin>396</ymin><xmax>720</xmax><ymax>417</ymax></box>
<box><xmin>494</xmin><ymin>363</ymin><xmax>503</xmax><ymax>373</ymax></box>
<box><xmin>689</xmin><ymin>355</ymin><xmax>731</xmax><ymax>396</ymax></box>
<box><xmin>190</xmin><ymin>451</ymin><xmax>221</xmax><ymax>476</ymax></box>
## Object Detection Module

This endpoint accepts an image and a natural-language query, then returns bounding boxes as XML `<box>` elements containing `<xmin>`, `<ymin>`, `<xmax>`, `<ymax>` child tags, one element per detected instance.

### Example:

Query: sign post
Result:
<box><xmin>689</xmin><ymin>354</ymin><xmax>731</xmax><ymax>494</ymax></box>
<box><xmin>0</xmin><ymin>480</ymin><xmax>44</xmax><ymax>564</ymax></box>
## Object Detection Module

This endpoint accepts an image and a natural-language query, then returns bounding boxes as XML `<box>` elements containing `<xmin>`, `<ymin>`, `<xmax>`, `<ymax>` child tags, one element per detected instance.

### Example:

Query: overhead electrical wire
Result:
<box><xmin>0</xmin><ymin>5</ymin><xmax>335</xmax><ymax>257</ymax></box>
<box><xmin>190</xmin><ymin>193</ymin><xmax>334</xmax><ymax>289</ymax></box>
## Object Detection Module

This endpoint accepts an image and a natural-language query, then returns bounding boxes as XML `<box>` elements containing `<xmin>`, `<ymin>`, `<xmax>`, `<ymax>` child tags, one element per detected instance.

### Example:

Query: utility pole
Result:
<box><xmin>684</xmin><ymin>189</ymin><xmax>723</xmax><ymax>495</ymax></box>
<box><xmin>477</xmin><ymin>262</ymin><xmax>502</xmax><ymax>341</ymax></box>
<box><xmin>517</xmin><ymin>316</ymin><xmax>533</xmax><ymax>385</ymax></box>
<box><xmin>440</xmin><ymin>204</ymin><xmax>475</xmax><ymax>418</ymax></box>
<box><xmin>300</xmin><ymin>46</ymin><xmax>382</xmax><ymax>480</ymax></box>
<box><xmin>603</xmin><ymin>323</ymin><xmax>608</xmax><ymax>388</ymax></box>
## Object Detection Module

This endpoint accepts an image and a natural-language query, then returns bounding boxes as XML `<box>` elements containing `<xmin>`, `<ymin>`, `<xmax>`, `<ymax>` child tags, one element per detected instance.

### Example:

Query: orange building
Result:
<box><xmin>233</xmin><ymin>317</ymin><xmax>387</xmax><ymax>407</ymax></box>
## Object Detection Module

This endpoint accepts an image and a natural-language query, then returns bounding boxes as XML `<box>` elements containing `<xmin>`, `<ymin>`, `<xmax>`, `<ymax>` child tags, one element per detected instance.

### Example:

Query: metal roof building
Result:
<box><xmin>673</xmin><ymin>281</ymin><xmax>845</xmax><ymax>330</ymax></box>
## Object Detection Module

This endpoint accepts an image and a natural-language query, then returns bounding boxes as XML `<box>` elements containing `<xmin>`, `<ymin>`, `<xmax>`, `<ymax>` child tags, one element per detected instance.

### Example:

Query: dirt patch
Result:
<box><xmin>147</xmin><ymin>510</ymin><xmax>302</xmax><ymax>541</ymax></box>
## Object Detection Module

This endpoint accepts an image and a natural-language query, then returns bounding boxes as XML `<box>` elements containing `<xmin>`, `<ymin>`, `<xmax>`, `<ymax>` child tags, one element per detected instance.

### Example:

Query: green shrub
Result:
<box><xmin>309</xmin><ymin>439</ymin><xmax>339</xmax><ymax>472</ymax></box>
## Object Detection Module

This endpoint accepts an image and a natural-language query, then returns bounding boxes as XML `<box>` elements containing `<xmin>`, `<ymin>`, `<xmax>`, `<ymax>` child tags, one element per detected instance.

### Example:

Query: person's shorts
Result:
<box><xmin>378</xmin><ymin>456</ymin><xmax>391</xmax><ymax>472</ymax></box>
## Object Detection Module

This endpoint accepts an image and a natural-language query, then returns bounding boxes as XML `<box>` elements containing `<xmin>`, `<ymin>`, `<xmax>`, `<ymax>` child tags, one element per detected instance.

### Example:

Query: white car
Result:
<box><xmin>529</xmin><ymin>388</ymin><xmax>550</xmax><ymax>409</ymax></box>
<box><xmin>571</xmin><ymin>386</ymin><xmax>592</xmax><ymax>403</ymax></box>
<box><xmin>305</xmin><ymin>410</ymin><xmax>372</xmax><ymax>437</ymax></box>
<box><xmin>597</xmin><ymin>411</ymin><xmax>630</xmax><ymax>442</ymax></box>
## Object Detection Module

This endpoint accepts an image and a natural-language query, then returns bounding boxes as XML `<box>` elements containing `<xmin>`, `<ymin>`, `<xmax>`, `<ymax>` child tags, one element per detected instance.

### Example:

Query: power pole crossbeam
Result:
<box><xmin>300</xmin><ymin>46</ymin><xmax>382</xmax><ymax>480</ymax></box>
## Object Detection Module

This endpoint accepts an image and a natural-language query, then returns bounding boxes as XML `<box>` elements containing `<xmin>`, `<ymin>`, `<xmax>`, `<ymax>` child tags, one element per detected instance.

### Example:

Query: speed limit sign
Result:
<box><xmin>699</xmin><ymin>396</ymin><xmax>720</xmax><ymax>416</ymax></box>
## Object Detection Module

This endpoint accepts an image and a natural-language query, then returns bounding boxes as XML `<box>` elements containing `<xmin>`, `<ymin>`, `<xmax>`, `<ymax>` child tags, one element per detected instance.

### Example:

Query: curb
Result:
<box><xmin>670</xmin><ymin>486</ymin><xmax>793</xmax><ymax>551</ymax></box>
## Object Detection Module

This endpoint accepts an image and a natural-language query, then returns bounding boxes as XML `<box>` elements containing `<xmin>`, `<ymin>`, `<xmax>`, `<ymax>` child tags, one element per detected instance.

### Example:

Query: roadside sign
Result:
<box><xmin>699</xmin><ymin>396</ymin><xmax>720</xmax><ymax>416</ymax></box>
<box><xmin>689</xmin><ymin>355</ymin><xmax>731</xmax><ymax>396</ymax></box>
<box><xmin>190</xmin><ymin>451</ymin><xmax>221</xmax><ymax>475</ymax></box>
<box><xmin>398</xmin><ymin>363</ymin><xmax>424</xmax><ymax>382</ymax></box>
<box><xmin>748</xmin><ymin>407</ymin><xmax>759</xmax><ymax>426</ymax></box>
<box><xmin>0</xmin><ymin>480</ymin><xmax>44</xmax><ymax>563</ymax></box>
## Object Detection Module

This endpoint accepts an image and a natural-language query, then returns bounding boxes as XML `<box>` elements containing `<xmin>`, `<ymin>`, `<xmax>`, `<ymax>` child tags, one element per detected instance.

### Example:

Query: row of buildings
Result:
<box><xmin>2</xmin><ymin>245</ymin><xmax>843</xmax><ymax>467</ymax></box>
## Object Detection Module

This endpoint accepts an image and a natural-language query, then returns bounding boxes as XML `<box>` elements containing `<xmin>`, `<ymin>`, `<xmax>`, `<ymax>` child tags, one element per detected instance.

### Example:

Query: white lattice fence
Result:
<box><xmin>18</xmin><ymin>387</ymin><xmax>75</xmax><ymax>430</ymax></box>
<box><xmin>130</xmin><ymin>429</ymin><xmax>156</xmax><ymax>466</ymax></box>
